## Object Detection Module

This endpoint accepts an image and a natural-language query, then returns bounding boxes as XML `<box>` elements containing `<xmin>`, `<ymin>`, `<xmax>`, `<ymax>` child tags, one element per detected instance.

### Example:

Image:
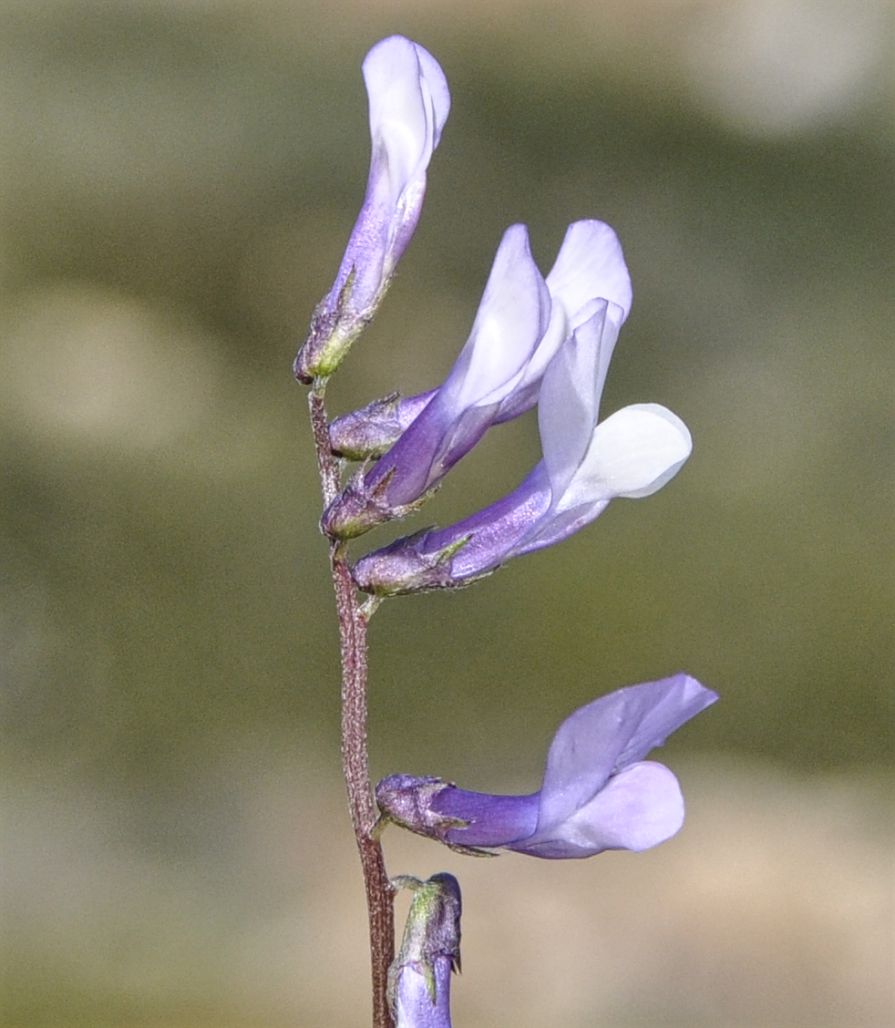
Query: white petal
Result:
<box><xmin>546</xmin><ymin>220</ymin><xmax>633</xmax><ymax>327</ymax></box>
<box><xmin>556</xmin><ymin>403</ymin><xmax>691</xmax><ymax>511</ymax></box>
<box><xmin>363</xmin><ymin>37</ymin><xmax>450</xmax><ymax>202</ymax></box>
<box><xmin>410</xmin><ymin>43</ymin><xmax>451</xmax><ymax>149</ymax></box>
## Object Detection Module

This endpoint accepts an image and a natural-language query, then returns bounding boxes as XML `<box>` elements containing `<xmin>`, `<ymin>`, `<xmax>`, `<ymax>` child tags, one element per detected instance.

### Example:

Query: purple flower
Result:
<box><xmin>376</xmin><ymin>675</ymin><xmax>717</xmax><ymax>859</ymax></box>
<box><xmin>388</xmin><ymin>873</ymin><xmax>462</xmax><ymax>1028</ymax></box>
<box><xmin>353</xmin><ymin>298</ymin><xmax>691</xmax><ymax>594</ymax></box>
<box><xmin>294</xmin><ymin>36</ymin><xmax>450</xmax><ymax>383</ymax></box>
<box><xmin>328</xmin><ymin>219</ymin><xmax>632</xmax><ymax>460</ymax></box>
<box><xmin>324</xmin><ymin>220</ymin><xmax>632</xmax><ymax>537</ymax></box>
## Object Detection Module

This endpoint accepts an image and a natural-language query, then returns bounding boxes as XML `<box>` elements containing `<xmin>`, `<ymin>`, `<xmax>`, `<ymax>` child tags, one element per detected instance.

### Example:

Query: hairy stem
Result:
<box><xmin>308</xmin><ymin>386</ymin><xmax>395</xmax><ymax>1028</ymax></box>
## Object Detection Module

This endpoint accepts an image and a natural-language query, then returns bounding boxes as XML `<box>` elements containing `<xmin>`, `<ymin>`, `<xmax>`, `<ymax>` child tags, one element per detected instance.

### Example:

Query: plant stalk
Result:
<box><xmin>307</xmin><ymin>386</ymin><xmax>395</xmax><ymax>1028</ymax></box>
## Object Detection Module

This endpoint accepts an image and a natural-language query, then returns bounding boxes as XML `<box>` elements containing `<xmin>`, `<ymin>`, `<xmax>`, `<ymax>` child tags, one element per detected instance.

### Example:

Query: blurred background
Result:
<box><xmin>2</xmin><ymin>1</ymin><xmax>893</xmax><ymax>1026</ymax></box>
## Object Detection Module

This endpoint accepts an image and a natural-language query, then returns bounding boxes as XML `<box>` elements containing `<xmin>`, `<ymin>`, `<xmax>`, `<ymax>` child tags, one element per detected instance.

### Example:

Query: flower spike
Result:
<box><xmin>294</xmin><ymin>36</ymin><xmax>450</xmax><ymax>383</ymax></box>
<box><xmin>377</xmin><ymin>675</ymin><xmax>718</xmax><ymax>859</ymax></box>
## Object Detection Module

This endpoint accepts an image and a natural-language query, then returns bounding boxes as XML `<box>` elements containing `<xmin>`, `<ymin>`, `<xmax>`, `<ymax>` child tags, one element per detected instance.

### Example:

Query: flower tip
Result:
<box><xmin>547</xmin><ymin>219</ymin><xmax>633</xmax><ymax>326</ymax></box>
<box><xmin>363</xmin><ymin>35</ymin><xmax>451</xmax><ymax>134</ymax></box>
<box><xmin>675</xmin><ymin>673</ymin><xmax>719</xmax><ymax>713</ymax></box>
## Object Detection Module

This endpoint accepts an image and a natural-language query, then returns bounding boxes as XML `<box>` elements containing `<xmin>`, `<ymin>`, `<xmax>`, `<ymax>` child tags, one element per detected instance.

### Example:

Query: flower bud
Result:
<box><xmin>388</xmin><ymin>873</ymin><xmax>462</xmax><ymax>1028</ymax></box>
<box><xmin>294</xmin><ymin>37</ymin><xmax>450</xmax><ymax>382</ymax></box>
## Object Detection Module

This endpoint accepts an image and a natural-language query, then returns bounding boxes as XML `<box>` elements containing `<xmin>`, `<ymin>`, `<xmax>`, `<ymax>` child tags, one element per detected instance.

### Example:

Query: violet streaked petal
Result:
<box><xmin>516</xmin><ymin>760</ymin><xmax>684</xmax><ymax>858</ymax></box>
<box><xmin>546</xmin><ymin>219</ymin><xmax>633</xmax><ymax>327</ymax></box>
<box><xmin>393</xmin><ymin>960</ymin><xmax>454</xmax><ymax>1028</ymax></box>
<box><xmin>351</xmin><ymin>464</ymin><xmax>553</xmax><ymax>594</ymax></box>
<box><xmin>329</xmin><ymin>389</ymin><xmax>435</xmax><ymax>460</ymax></box>
<box><xmin>438</xmin><ymin>224</ymin><xmax>552</xmax><ymax>412</ymax></box>
<box><xmin>419</xmin><ymin>462</ymin><xmax>552</xmax><ymax>582</ymax></box>
<box><xmin>505</xmin><ymin>497</ymin><xmax>611</xmax><ymax>559</ymax></box>
<box><xmin>368</xmin><ymin>391</ymin><xmax>496</xmax><ymax>509</ymax></box>
<box><xmin>433</xmin><ymin>787</ymin><xmax>539</xmax><ymax>848</ymax></box>
<box><xmin>535</xmin><ymin>675</ymin><xmax>717</xmax><ymax>832</ymax></box>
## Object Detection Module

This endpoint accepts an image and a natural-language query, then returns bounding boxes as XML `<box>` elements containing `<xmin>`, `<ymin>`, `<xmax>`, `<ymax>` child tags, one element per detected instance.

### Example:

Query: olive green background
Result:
<box><xmin>2</xmin><ymin>2</ymin><xmax>892</xmax><ymax>1026</ymax></box>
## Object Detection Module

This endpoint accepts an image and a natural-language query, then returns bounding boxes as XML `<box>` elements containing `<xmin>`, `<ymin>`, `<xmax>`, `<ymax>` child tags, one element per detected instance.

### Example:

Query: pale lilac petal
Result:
<box><xmin>509</xmin><ymin>403</ymin><xmax>690</xmax><ymax>557</ymax></box>
<box><xmin>517</xmin><ymin>761</ymin><xmax>684</xmax><ymax>858</ymax></box>
<box><xmin>394</xmin><ymin>961</ymin><xmax>454</xmax><ymax>1028</ymax></box>
<box><xmin>546</xmin><ymin>220</ymin><xmax>633</xmax><ymax>327</ymax></box>
<box><xmin>535</xmin><ymin>675</ymin><xmax>716</xmax><ymax>831</ymax></box>
<box><xmin>489</xmin><ymin>221</ymin><xmax>631</xmax><ymax>424</ymax></box>
<box><xmin>608</xmin><ymin>674</ymin><xmax>719</xmax><ymax>769</ymax></box>
<box><xmin>536</xmin><ymin>301</ymin><xmax>616</xmax><ymax>500</ymax></box>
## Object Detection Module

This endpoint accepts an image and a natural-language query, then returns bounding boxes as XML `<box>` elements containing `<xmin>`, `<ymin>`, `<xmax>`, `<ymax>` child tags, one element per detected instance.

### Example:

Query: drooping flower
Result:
<box><xmin>352</xmin><ymin>298</ymin><xmax>691</xmax><ymax>594</ymax></box>
<box><xmin>294</xmin><ymin>36</ymin><xmax>451</xmax><ymax>383</ymax></box>
<box><xmin>323</xmin><ymin>220</ymin><xmax>631</xmax><ymax>537</ymax></box>
<box><xmin>376</xmin><ymin>675</ymin><xmax>717</xmax><ymax>859</ymax></box>
<box><xmin>328</xmin><ymin>219</ymin><xmax>632</xmax><ymax>460</ymax></box>
<box><xmin>388</xmin><ymin>873</ymin><xmax>462</xmax><ymax>1028</ymax></box>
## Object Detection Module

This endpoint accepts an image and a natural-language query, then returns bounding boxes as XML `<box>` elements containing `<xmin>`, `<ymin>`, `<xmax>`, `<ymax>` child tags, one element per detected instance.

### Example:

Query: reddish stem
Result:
<box><xmin>307</xmin><ymin>387</ymin><xmax>395</xmax><ymax>1028</ymax></box>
